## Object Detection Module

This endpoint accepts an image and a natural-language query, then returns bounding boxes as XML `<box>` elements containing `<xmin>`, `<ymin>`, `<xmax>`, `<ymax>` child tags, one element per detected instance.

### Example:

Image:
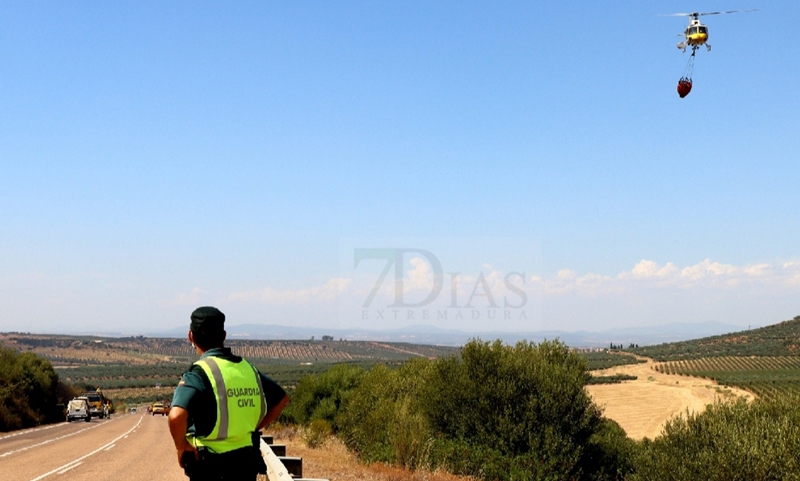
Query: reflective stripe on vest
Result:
<box><xmin>190</xmin><ymin>356</ymin><xmax>267</xmax><ymax>453</ymax></box>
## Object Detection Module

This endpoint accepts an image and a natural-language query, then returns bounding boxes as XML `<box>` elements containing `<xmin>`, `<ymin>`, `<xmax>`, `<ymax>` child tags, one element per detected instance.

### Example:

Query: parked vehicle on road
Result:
<box><xmin>66</xmin><ymin>398</ymin><xmax>91</xmax><ymax>423</ymax></box>
<box><xmin>82</xmin><ymin>390</ymin><xmax>109</xmax><ymax>419</ymax></box>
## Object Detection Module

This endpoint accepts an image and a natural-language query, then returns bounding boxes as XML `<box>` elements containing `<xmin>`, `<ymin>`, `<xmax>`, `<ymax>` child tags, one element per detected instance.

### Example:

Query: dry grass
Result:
<box><xmin>265</xmin><ymin>426</ymin><xmax>472</xmax><ymax>481</ymax></box>
<box><xmin>103</xmin><ymin>386</ymin><xmax>176</xmax><ymax>403</ymax></box>
<box><xmin>587</xmin><ymin>356</ymin><xmax>753</xmax><ymax>440</ymax></box>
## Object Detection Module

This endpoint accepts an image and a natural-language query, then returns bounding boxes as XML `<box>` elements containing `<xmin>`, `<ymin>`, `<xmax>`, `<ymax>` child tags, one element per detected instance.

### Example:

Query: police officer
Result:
<box><xmin>168</xmin><ymin>307</ymin><xmax>289</xmax><ymax>480</ymax></box>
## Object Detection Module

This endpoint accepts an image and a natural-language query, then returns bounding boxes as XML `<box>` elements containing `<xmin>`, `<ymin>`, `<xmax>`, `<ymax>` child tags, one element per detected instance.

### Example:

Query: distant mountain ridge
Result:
<box><xmin>67</xmin><ymin>320</ymin><xmax>747</xmax><ymax>348</ymax></box>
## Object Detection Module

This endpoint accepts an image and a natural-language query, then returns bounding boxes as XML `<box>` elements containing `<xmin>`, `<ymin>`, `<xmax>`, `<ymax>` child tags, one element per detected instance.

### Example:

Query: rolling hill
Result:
<box><xmin>629</xmin><ymin>315</ymin><xmax>800</xmax><ymax>361</ymax></box>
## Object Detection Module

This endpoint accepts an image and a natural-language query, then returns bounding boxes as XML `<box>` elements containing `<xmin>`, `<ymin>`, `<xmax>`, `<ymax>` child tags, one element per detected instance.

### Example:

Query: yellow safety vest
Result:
<box><xmin>188</xmin><ymin>356</ymin><xmax>268</xmax><ymax>454</ymax></box>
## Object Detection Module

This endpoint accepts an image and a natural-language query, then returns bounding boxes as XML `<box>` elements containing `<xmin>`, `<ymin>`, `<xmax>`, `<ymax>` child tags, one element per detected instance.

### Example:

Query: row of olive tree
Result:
<box><xmin>0</xmin><ymin>347</ymin><xmax>79</xmax><ymax>431</ymax></box>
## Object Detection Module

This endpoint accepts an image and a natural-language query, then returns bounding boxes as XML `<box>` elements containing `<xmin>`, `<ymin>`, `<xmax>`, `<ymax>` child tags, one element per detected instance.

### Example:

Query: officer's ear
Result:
<box><xmin>188</xmin><ymin>330</ymin><xmax>196</xmax><ymax>348</ymax></box>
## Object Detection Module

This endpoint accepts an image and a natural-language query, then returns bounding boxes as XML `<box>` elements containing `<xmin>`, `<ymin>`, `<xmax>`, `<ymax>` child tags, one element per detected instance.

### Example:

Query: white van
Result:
<box><xmin>66</xmin><ymin>398</ymin><xmax>91</xmax><ymax>422</ymax></box>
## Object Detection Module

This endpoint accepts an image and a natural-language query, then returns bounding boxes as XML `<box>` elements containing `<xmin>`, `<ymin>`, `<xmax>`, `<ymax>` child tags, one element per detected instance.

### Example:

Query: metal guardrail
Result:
<box><xmin>260</xmin><ymin>437</ymin><xmax>293</xmax><ymax>481</ymax></box>
<box><xmin>260</xmin><ymin>434</ymin><xmax>329</xmax><ymax>481</ymax></box>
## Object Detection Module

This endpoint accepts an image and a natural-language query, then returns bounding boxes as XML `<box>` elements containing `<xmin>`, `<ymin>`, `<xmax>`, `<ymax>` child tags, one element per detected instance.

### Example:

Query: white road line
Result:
<box><xmin>0</xmin><ymin>423</ymin><xmax>63</xmax><ymax>441</ymax></box>
<box><xmin>103</xmin><ymin>444</ymin><xmax>115</xmax><ymax>451</ymax></box>
<box><xmin>0</xmin><ymin>422</ymin><xmax>105</xmax><ymax>458</ymax></box>
<box><xmin>56</xmin><ymin>462</ymin><xmax>82</xmax><ymax>475</ymax></box>
<box><xmin>29</xmin><ymin>416</ymin><xmax>143</xmax><ymax>481</ymax></box>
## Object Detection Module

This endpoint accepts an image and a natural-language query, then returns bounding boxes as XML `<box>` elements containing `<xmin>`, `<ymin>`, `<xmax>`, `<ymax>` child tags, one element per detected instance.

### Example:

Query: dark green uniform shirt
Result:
<box><xmin>171</xmin><ymin>347</ymin><xmax>286</xmax><ymax>439</ymax></box>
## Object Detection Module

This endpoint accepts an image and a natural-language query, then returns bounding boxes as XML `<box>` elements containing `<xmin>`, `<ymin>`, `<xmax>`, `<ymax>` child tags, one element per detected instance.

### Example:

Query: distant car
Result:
<box><xmin>66</xmin><ymin>398</ymin><xmax>91</xmax><ymax>423</ymax></box>
<box><xmin>151</xmin><ymin>402</ymin><xmax>167</xmax><ymax>416</ymax></box>
<box><xmin>130</xmin><ymin>406</ymin><xmax>137</xmax><ymax>413</ymax></box>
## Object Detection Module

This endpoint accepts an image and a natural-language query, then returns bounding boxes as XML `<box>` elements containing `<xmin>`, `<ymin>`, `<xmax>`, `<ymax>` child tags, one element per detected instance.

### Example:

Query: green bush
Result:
<box><xmin>282</xmin><ymin>363</ymin><xmax>364</xmax><ymax>428</ymax></box>
<box><xmin>583</xmin><ymin>418</ymin><xmax>640</xmax><ymax>481</ymax></box>
<box><xmin>632</xmin><ymin>396</ymin><xmax>800</xmax><ymax>481</ymax></box>
<box><xmin>419</xmin><ymin>339</ymin><xmax>604</xmax><ymax>480</ymax></box>
<box><xmin>0</xmin><ymin>347</ymin><xmax>68</xmax><ymax>430</ymax></box>
<box><xmin>337</xmin><ymin>360</ymin><xmax>432</xmax><ymax>467</ymax></box>
<box><xmin>587</xmin><ymin>374</ymin><xmax>637</xmax><ymax>384</ymax></box>
<box><xmin>334</xmin><ymin>339</ymin><xmax>628</xmax><ymax>480</ymax></box>
<box><xmin>287</xmin><ymin>340</ymin><xmax>639</xmax><ymax>480</ymax></box>
<box><xmin>389</xmin><ymin>395</ymin><xmax>432</xmax><ymax>469</ymax></box>
<box><xmin>302</xmin><ymin>418</ymin><xmax>332</xmax><ymax>448</ymax></box>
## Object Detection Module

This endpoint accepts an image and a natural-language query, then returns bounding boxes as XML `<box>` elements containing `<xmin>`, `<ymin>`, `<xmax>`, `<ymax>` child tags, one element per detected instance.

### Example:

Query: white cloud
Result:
<box><xmin>223</xmin><ymin>259</ymin><xmax>800</xmax><ymax>310</ymax></box>
<box><xmin>163</xmin><ymin>287</ymin><xmax>208</xmax><ymax>306</ymax></box>
<box><xmin>205</xmin><ymin>258</ymin><xmax>800</xmax><ymax>333</ymax></box>
<box><xmin>557</xmin><ymin>269</ymin><xmax>578</xmax><ymax>280</ymax></box>
<box><xmin>575</xmin><ymin>272</ymin><xmax>615</xmax><ymax>292</ymax></box>
<box><xmin>679</xmin><ymin>258</ymin><xmax>738</xmax><ymax>280</ymax></box>
<box><xmin>783</xmin><ymin>261</ymin><xmax>800</xmax><ymax>286</ymax></box>
<box><xmin>623</xmin><ymin>260</ymin><xmax>679</xmax><ymax>279</ymax></box>
<box><xmin>743</xmin><ymin>263</ymin><xmax>772</xmax><ymax>277</ymax></box>
<box><xmin>537</xmin><ymin>258</ymin><xmax>800</xmax><ymax>298</ymax></box>
<box><xmin>406</xmin><ymin>257</ymin><xmax>437</xmax><ymax>291</ymax></box>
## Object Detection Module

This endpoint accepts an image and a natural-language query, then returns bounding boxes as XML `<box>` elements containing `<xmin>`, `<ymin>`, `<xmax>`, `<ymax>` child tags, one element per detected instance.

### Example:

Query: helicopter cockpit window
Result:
<box><xmin>699</xmin><ymin>26</ymin><xmax>707</xmax><ymax>34</ymax></box>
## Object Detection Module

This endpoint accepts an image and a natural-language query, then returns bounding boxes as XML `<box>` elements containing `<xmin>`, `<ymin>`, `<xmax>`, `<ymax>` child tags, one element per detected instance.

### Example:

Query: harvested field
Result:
<box><xmin>586</xmin><ymin>356</ymin><xmax>753</xmax><ymax>440</ymax></box>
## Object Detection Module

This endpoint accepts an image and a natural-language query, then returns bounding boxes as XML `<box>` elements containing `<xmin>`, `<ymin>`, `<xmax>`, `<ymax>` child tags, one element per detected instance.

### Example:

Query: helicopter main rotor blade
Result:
<box><xmin>660</xmin><ymin>9</ymin><xmax>756</xmax><ymax>17</ymax></box>
<box><xmin>698</xmin><ymin>9</ymin><xmax>758</xmax><ymax>16</ymax></box>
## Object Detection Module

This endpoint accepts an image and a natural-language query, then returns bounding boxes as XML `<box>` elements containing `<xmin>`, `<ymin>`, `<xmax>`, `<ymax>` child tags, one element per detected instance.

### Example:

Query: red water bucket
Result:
<box><xmin>677</xmin><ymin>79</ymin><xmax>692</xmax><ymax>98</ymax></box>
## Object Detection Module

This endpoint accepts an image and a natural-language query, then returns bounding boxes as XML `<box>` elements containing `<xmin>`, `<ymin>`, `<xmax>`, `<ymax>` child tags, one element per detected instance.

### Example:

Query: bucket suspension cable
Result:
<box><xmin>677</xmin><ymin>49</ymin><xmax>695</xmax><ymax>98</ymax></box>
<box><xmin>681</xmin><ymin>49</ymin><xmax>696</xmax><ymax>81</ymax></box>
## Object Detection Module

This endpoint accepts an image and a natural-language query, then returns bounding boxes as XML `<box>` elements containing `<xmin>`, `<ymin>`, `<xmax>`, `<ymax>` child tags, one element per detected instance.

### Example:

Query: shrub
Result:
<box><xmin>337</xmin><ymin>360</ymin><xmax>432</xmax><ymax>466</ymax></box>
<box><xmin>0</xmin><ymin>348</ymin><xmax>66</xmax><ymax>430</ymax></box>
<box><xmin>302</xmin><ymin>418</ymin><xmax>333</xmax><ymax>448</ymax></box>
<box><xmin>286</xmin><ymin>340</ymin><xmax>635</xmax><ymax>481</ymax></box>
<box><xmin>282</xmin><ymin>363</ymin><xmax>364</xmax><ymax>428</ymax></box>
<box><xmin>583</xmin><ymin>418</ymin><xmax>639</xmax><ymax>480</ymax></box>
<box><xmin>632</xmin><ymin>396</ymin><xmax>800</xmax><ymax>481</ymax></box>
<box><xmin>390</xmin><ymin>396</ymin><xmax>432</xmax><ymax>469</ymax></box>
<box><xmin>419</xmin><ymin>339</ymin><xmax>603</xmax><ymax>480</ymax></box>
<box><xmin>335</xmin><ymin>339</ymin><xmax>627</xmax><ymax>480</ymax></box>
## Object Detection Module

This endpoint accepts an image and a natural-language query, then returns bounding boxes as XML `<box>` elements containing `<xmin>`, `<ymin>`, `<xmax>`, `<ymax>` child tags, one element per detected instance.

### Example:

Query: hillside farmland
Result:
<box><xmin>0</xmin><ymin>332</ymin><xmax>459</xmax><ymax>404</ymax></box>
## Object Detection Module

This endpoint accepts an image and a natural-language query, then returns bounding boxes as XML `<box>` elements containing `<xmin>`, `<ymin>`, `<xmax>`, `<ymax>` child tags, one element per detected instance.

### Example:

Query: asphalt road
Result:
<box><xmin>0</xmin><ymin>413</ymin><xmax>187</xmax><ymax>481</ymax></box>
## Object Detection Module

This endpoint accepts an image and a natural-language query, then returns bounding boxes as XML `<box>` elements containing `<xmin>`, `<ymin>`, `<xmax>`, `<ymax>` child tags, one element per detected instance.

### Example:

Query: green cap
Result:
<box><xmin>190</xmin><ymin>306</ymin><xmax>225</xmax><ymax>332</ymax></box>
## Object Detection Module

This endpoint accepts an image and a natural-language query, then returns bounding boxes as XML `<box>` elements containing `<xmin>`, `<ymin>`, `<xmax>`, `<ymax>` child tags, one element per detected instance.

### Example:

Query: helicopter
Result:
<box><xmin>664</xmin><ymin>10</ymin><xmax>757</xmax><ymax>53</ymax></box>
<box><xmin>663</xmin><ymin>9</ymin><xmax>756</xmax><ymax>98</ymax></box>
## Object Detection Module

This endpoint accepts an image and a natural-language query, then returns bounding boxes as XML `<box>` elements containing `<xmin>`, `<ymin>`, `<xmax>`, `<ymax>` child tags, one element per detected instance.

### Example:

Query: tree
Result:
<box><xmin>0</xmin><ymin>347</ymin><xmax>66</xmax><ymax>431</ymax></box>
<box><xmin>419</xmin><ymin>339</ymin><xmax>604</xmax><ymax>481</ymax></box>
<box><xmin>282</xmin><ymin>363</ymin><xmax>364</xmax><ymax>428</ymax></box>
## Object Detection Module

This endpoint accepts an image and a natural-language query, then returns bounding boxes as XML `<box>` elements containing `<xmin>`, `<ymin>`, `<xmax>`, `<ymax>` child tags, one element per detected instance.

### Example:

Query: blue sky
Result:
<box><xmin>1</xmin><ymin>1</ymin><xmax>798</xmax><ymax>335</ymax></box>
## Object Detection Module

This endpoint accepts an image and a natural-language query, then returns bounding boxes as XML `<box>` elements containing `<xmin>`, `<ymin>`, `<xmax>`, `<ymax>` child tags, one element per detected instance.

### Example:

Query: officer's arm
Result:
<box><xmin>168</xmin><ymin>407</ymin><xmax>197</xmax><ymax>467</ymax></box>
<box><xmin>257</xmin><ymin>393</ymin><xmax>289</xmax><ymax>431</ymax></box>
